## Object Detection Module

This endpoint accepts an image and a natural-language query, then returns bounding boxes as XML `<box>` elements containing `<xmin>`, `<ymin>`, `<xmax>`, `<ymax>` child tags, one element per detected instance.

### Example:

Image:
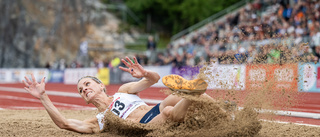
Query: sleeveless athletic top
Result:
<box><xmin>96</xmin><ymin>93</ymin><xmax>147</xmax><ymax>130</ymax></box>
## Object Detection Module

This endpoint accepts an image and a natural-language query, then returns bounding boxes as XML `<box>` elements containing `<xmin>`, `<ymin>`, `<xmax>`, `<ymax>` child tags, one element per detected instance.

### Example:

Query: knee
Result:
<box><xmin>162</xmin><ymin>106</ymin><xmax>173</xmax><ymax>118</ymax></box>
<box><xmin>162</xmin><ymin>106</ymin><xmax>184</xmax><ymax>122</ymax></box>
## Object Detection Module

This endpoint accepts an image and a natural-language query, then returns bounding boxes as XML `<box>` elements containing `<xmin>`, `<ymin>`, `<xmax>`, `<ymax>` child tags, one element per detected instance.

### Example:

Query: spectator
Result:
<box><xmin>234</xmin><ymin>46</ymin><xmax>248</xmax><ymax>64</ymax></box>
<box><xmin>313</xmin><ymin>46</ymin><xmax>320</xmax><ymax>61</ymax></box>
<box><xmin>57</xmin><ymin>59</ymin><xmax>66</xmax><ymax>70</ymax></box>
<box><xmin>247</xmin><ymin>45</ymin><xmax>258</xmax><ymax>64</ymax></box>
<box><xmin>267</xmin><ymin>45</ymin><xmax>281</xmax><ymax>64</ymax></box>
<box><xmin>45</xmin><ymin>61</ymin><xmax>53</xmax><ymax>69</ymax></box>
<box><xmin>70</xmin><ymin>60</ymin><xmax>81</xmax><ymax>68</ymax></box>
<box><xmin>154</xmin><ymin>52</ymin><xmax>165</xmax><ymax>66</ymax></box>
<box><xmin>146</xmin><ymin>36</ymin><xmax>157</xmax><ymax>65</ymax></box>
<box><xmin>147</xmin><ymin>36</ymin><xmax>156</xmax><ymax>50</ymax></box>
<box><xmin>172</xmin><ymin>52</ymin><xmax>186</xmax><ymax>69</ymax></box>
<box><xmin>289</xmin><ymin>47</ymin><xmax>301</xmax><ymax>63</ymax></box>
<box><xmin>186</xmin><ymin>53</ymin><xmax>196</xmax><ymax>66</ymax></box>
<box><xmin>93</xmin><ymin>58</ymin><xmax>104</xmax><ymax>69</ymax></box>
<box><xmin>300</xmin><ymin>45</ymin><xmax>315</xmax><ymax>62</ymax></box>
<box><xmin>255</xmin><ymin>47</ymin><xmax>268</xmax><ymax>64</ymax></box>
<box><xmin>162</xmin><ymin>0</ymin><xmax>320</xmax><ymax>67</ymax></box>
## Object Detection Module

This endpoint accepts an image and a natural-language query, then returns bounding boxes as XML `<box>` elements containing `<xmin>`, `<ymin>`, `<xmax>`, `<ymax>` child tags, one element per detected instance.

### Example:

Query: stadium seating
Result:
<box><xmin>147</xmin><ymin>0</ymin><xmax>320</xmax><ymax>67</ymax></box>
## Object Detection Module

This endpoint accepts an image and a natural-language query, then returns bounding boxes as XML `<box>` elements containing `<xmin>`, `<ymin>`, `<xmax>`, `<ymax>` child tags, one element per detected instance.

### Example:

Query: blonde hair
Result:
<box><xmin>78</xmin><ymin>76</ymin><xmax>106</xmax><ymax>92</ymax></box>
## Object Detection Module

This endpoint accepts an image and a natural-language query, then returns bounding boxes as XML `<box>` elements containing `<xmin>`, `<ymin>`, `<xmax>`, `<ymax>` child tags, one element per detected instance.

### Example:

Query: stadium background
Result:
<box><xmin>1</xmin><ymin>0</ymin><xmax>320</xmax><ymax>132</ymax></box>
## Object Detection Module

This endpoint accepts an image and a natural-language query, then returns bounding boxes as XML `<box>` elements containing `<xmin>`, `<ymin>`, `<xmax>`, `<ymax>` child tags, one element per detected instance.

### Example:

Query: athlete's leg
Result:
<box><xmin>158</xmin><ymin>91</ymin><xmax>216</xmax><ymax>111</ymax></box>
<box><xmin>164</xmin><ymin>98</ymin><xmax>192</xmax><ymax>121</ymax></box>
<box><xmin>149</xmin><ymin>75</ymin><xmax>213</xmax><ymax>123</ymax></box>
<box><xmin>150</xmin><ymin>93</ymin><xmax>217</xmax><ymax>124</ymax></box>
<box><xmin>148</xmin><ymin>99</ymin><xmax>191</xmax><ymax>123</ymax></box>
<box><xmin>158</xmin><ymin>94</ymin><xmax>182</xmax><ymax>111</ymax></box>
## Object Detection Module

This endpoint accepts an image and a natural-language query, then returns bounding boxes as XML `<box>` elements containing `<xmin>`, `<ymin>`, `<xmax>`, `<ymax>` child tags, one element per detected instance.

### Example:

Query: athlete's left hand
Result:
<box><xmin>119</xmin><ymin>56</ymin><xmax>146</xmax><ymax>78</ymax></box>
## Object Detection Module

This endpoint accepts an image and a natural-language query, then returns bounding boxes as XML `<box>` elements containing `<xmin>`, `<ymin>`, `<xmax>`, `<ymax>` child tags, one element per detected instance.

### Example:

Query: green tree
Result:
<box><xmin>125</xmin><ymin>0</ymin><xmax>239</xmax><ymax>35</ymax></box>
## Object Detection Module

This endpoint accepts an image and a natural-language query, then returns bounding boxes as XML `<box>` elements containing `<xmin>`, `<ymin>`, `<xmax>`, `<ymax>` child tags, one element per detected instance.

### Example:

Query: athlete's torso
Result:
<box><xmin>96</xmin><ymin>93</ymin><xmax>152</xmax><ymax>130</ymax></box>
<box><xmin>109</xmin><ymin>93</ymin><xmax>147</xmax><ymax>119</ymax></box>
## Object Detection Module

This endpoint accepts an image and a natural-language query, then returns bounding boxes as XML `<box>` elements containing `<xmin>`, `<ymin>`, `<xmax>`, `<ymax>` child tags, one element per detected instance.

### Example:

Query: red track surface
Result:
<box><xmin>0</xmin><ymin>83</ymin><xmax>319</xmax><ymax>126</ymax></box>
<box><xmin>0</xmin><ymin>83</ymin><xmax>167</xmax><ymax>110</ymax></box>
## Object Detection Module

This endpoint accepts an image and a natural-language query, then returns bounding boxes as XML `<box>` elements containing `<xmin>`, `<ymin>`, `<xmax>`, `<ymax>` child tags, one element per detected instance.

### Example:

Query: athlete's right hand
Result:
<box><xmin>119</xmin><ymin>56</ymin><xmax>146</xmax><ymax>79</ymax></box>
<box><xmin>22</xmin><ymin>74</ymin><xmax>46</xmax><ymax>99</ymax></box>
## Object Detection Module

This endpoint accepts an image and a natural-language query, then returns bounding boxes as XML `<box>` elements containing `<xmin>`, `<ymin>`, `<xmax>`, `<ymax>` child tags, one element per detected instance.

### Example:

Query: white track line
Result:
<box><xmin>237</xmin><ymin>107</ymin><xmax>320</xmax><ymax>120</ymax></box>
<box><xmin>6</xmin><ymin>107</ymin><xmax>48</xmax><ymax>109</ymax></box>
<box><xmin>0</xmin><ymin>86</ymin><xmax>162</xmax><ymax>105</ymax></box>
<box><xmin>0</xmin><ymin>86</ymin><xmax>81</xmax><ymax>97</ymax></box>
<box><xmin>0</xmin><ymin>95</ymin><xmax>95</xmax><ymax>110</ymax></box>
<box><xmin>261</xmin><ymin>119</ymin><xmax>320</xmax><ymax>127</ymax></box>
<box><xmin>290</xmin><ymin>108</ymin><xmax>320</xmax><ymax>113</ymax></box>
<box><xmin>272</xmin><ymin>110</ymin><xmax>320</xmax><ymax>119</ymax></box>
<box><xmin>6</xmin><ymin>106</ymin><xmax>96</xmax><ymax>110</ymax></box>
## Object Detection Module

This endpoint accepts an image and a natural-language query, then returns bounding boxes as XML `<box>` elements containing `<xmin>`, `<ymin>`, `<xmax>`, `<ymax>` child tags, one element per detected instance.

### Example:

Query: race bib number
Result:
<box><xmin>111</xmin><ymin>100</ymin><xmax>125</xmax><ymax>116</ymax></box>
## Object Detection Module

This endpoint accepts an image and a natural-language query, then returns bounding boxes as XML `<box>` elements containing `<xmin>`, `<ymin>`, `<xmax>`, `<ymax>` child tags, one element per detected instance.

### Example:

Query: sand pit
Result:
<box><xmin>0</xmin><ymin>109</ymin><xmax>317</xmax><ymax>137</ymax></box>
<box><xmin>0</xmin><ymin>109</ymin><xmax>319</xmax><ymax>136</ymax></box>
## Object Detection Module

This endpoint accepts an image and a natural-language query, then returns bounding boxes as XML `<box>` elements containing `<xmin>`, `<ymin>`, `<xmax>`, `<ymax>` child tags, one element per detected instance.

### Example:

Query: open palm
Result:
<box><xmin>119</xmin><ymin>56</ymin><xmax>146</xmax><ymax>78</ymax></box>
<box><xmin>22</xmin><ymin>74</ymin><xmax>46</xmax><ymax>99</ymax></box>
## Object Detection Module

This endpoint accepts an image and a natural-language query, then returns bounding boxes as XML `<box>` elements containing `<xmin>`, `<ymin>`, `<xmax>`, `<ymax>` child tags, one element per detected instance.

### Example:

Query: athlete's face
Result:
<box><xmin>77</xmin><ymin>78</ymin><xmax>104</xmax><ymax>103</ymax></box>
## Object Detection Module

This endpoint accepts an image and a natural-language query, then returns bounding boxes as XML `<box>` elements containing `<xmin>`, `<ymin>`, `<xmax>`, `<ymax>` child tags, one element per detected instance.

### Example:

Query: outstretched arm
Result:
<box><xmin>118</xmin><ymin>56</ymin><xmax>160</xmax><ymax>94</ymax></box>
<box><xmin>22</xmin><ymin>74</ymin><xmax>99</xmax><ymax>133</ymax></box>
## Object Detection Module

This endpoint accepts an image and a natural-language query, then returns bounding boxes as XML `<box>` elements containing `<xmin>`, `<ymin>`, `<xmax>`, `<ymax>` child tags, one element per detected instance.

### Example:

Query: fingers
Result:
<box><xmin>24</xmin><ymin>74</ymin><xmax>41</xmax><ymax>85</ymax></box>
<box><xmin>133</xmin><ymin>57</ymin><xmax>138</xmax><ymax>64</ymax></box>
<box><xmin>121</xmin><ymin>59</ymin><xmax>130</xmax><ymax>67</ymax></box>
<box><xmin>24</xmin><ymin>87</ymin><xmax>30</xmax><ymax>93</ymax></box>
<box><xmin>22</xmin><ymin>80</ymin><xmax>29</xmax><ymax>88</ymax></box>
<box><xmin>119</xmin><ymin>66</ymin><xmax>129</xmax><ymax>72</ymax></box>
<box><xmin>24</xmin><ymin>76</ymin><xmax>32</xmax><ymax>84</ymax></box>
<box><xmin>125</xmin><ymin>56</ymin><xmax>134</xmax><ymax>65</ymax></box>
<box><xmin>22</xmin><ymin>79</ymin><xmax>30</xmax><ymax>92</ymax></box>
<box><xmin>41</xmin><ymin>77</ymin><xmax>45</xmax><ymax>84</ymax></box>
<box><xmin>31</xmin><ymin>74</ymin><xmax>37</xmax><ymax>83</ymax></box>
<box><xmin>120</xmin><ymin>56</ymin><xmax>139</xmax><ymax>73</ymax></box>
<box><xmin>121</xmin><ymin>56</ymin><xmax>136</xmax><ymax>68</ymax></box>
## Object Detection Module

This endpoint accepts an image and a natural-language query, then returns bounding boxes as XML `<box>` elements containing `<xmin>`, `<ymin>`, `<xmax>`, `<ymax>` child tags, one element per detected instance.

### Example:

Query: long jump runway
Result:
<box><xmin>1</xmin><ymin>83</ymin><xmax>320</xmax><ymax>126</ymax></box>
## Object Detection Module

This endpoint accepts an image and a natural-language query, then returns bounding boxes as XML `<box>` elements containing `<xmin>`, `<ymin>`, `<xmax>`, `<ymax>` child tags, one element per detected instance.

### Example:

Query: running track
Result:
<box><xmin>0</xmin><ymin>83</ymin><xmax>319</xmax><ymax>126</ymax></box>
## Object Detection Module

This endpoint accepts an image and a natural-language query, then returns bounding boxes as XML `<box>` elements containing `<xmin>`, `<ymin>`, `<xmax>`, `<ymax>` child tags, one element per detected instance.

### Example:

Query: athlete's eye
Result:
<box><xmin>79</xmin><ymin>88</ymin><xmax>83</xmax><ymax>93</ymax></box>
<box><xmin>86</xmin><ymin>82</ymin><xmax>90</xmax><ymax>86</ymax></box>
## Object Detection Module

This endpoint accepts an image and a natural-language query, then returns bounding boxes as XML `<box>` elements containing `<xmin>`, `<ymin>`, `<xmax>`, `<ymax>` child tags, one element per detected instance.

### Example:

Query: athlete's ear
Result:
<box><xmin>100</xmin><ymin>83</ymin><xmax>107</xmax><ymax>93</ymax></box>
<box><xmin>99</xmin><ymin>83</ymin><xmax>104</xmax><ymax>89</ymax></box>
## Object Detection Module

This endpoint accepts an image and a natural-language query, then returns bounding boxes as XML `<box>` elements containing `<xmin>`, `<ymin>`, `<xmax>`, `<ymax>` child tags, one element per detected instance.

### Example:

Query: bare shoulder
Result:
<box><xmin>117</xmin><ymin>82</ymin><xmax>138</xmax><ymax>94</ymax></box>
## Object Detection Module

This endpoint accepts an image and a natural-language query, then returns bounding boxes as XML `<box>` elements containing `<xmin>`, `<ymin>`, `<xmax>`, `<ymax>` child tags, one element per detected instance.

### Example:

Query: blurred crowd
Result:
<box><xmin>46</xmin><ymin>0</ymin><xmax>320</xmax><ymax>70</ymax></box>
<box><xmin>139</xmin><ymin>0</ymin><xmax>320</xmax><ymax>68</ymax></box>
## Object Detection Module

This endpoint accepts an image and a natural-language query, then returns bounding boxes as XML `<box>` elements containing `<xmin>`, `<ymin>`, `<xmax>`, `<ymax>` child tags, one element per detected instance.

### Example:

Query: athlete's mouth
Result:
<box><xmin>86</xmin><ymin>91</ymin><xmax>93</xmax><ymax>97</ymax></box>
